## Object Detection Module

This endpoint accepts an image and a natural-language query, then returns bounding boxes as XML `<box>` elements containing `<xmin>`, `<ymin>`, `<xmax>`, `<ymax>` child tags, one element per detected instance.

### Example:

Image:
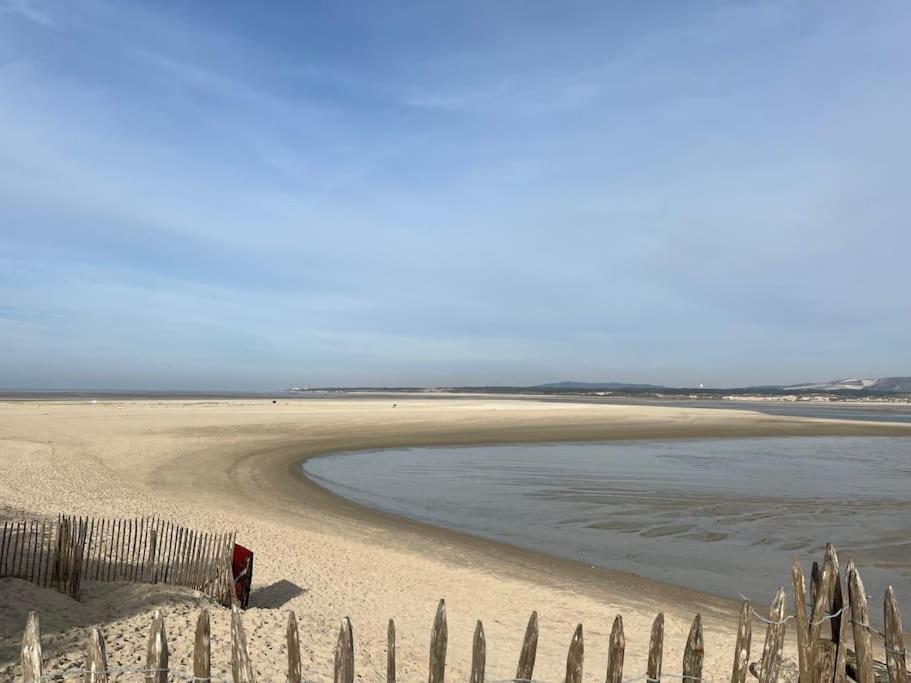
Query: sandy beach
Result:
<box><xmin>1</xmin><ymin>397</ymin><xmax>909</xmax><ymax>680</ymax></box>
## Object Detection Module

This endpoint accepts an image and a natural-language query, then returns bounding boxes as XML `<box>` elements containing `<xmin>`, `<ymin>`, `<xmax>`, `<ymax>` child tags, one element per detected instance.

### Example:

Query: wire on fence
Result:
<box><xmin>36</xmin><ymin>667</ymin><xmax>326</xmax><ymax>683</ymax></box>
<box><xmin>738</xmin><ymin>592</ymin><xmax>851</xmax><ymax>627</ymax></box>
<box><xmin>38</xmin><ymin>667</ymin><xmax>230</xmax><ymax>682</ymax></box>
<box><xmin>490</xmin><ymin>674</ymin><xmax>723</xmax><ymax>683</ymax></box>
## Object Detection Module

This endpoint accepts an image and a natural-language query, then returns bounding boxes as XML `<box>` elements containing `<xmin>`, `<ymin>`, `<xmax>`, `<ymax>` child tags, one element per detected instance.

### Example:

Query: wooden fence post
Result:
<box><xmin>648</xmin><ymin>613</ymin><xmax>664</xmax><ymax>683</ymax></box>
<box><xmin>145</xmin><ymin>609</ymin><xmax>168</xmax><ymax>683</ymax></box>
<box><xmin>286</xmin><ymin>611</ymin><xmax>301</xmax><ymax>683</ymax></box>
<box><xmin>53</xmin><ymin>518</ymin><xmax>65</xmax><ymax>589</ymax></box>
<box><xmin>815</xmin><ymin>643</ymin><xmax>835</xmax><ymax>683</ymax></box>
<box><xmin>114</xmin><ymin>518</ymin><xmax>124</xmax><ymax>581</ymax></box>
<box><xmin>847</xmin><ymin>561</ymin><xmax>874</xmax><ymax>683</ymax></box>
<box><xmin>792</xmin><ymin>559</ymin><xmax>810</xmax><ymax>683</ymax></box>
<box><xmin>807</xmin><ymin>546</ymin><xmax>836</xmax><ymax>678</ymax></box>
<box><xmin>231</xmin><ymin>605</ymin><xmax>256</xmax><ymax>683</ymax></box>
<box><xmin>162</xmin><ymin>522</ymin><xmax>175</xmax><ymax>584</ymax></box>
<box><xmin>42</xmin><ymin>521</ymin><xmax>52</xmax><ymax>588</ymax></box>
<box><xmin>195</xmin><ymin>609</ymin><xmax>212</xmax><ymax>683</ymax></box>
<box><xmin>564</xmin><ymin>624</ymin><xmax>583</xmax><ymax>683</ymax></box>
<box><xmin>516</xmin><ymin>610</ymin><xmax>538</xmax><ymax>681</ymax></box>
<box><xmin>334</xmin><ymin>617</ymin><xmax>354</xmax><ymax>683</ymax></box>
<box><xmin>884</xmin><ymin>586</ymin><xmax>907</xmax><ymax>683</ymax></box>
<box><xmin>605</xmin><ymin>615</ymin><xmax>625</xmax><ymax>683</ymax></box>
<box><xmin>12</xmin><ymin>521</ymin><xmax>21</xmax><ymax>577</ymax></box>
<box><xmin>428</xmin><ymin>599</ymin><xmax>447</xmax><ymax>683</ymax></box>
<box><xmin>811</xmin><ymin>562</ymin><xmax>821</xmax><ymax>606</ymax></box>
<box><xmin>128</xmin><ymin>519</ymin><xmax>138</xmax><ymax>582</ymax></box>
<box><xmin>758</xmin><ymin>587</ymin><xmax>787</xmax><ymax>683</ymax></box>
<box><xmin>38</xmin><ymin>521</ymin><xmax>48</xmax><ymax>587</ymax></box>
<box><xmin>72</xmin><ymin>517</ymin><xmax>88</xmax><ymax>599</ymax></box>
<box><xmin>149</xmin><ymin>529</ymin><xmax>159</xmax><ymax>584</ymax></box>
<box><xmin>791</xmin><ymin>557</ymin><xmax>810</xmax><ymax>683</ymax></box>
<box><xmin>730</xmin><ymin>601</ymin><xmax>751</xmax><ymax>683</ymax></box>
<box><xmin>833</xmin><ymin>575</ymin><xmax>849</xmax><ymax>683</ymax></box>
<box><xmin>0</xmin><ymin>522</ymin><xmax>8</xmax><ymax>575</ymax></box>
<box><xmin>469</xmin><ymin>620</ymin><xmax>486</xmax><ymax>683</ymax></box>
<box><xmin>387</xmin><ymin>619</ymin><xmax>396</xmax><ymax>683</ymax></box>
<box><xmin>21</xmin><ymin>611</ymin><xmax>42</xmax><ymax>683</ymax></box>
<box><xmin>85</xmin><ymin>627</ymin><xmax>109</xmax><ymax>683</ymax></box>
<box><xmin>682</xmin><ymin>615</ymin><xmax>703</xmax><ymax>683</ymax></box>
<box><xmin>28</xmin><ymin>522</ymin><xmax>39</xmax><ymax>584</ymax></box>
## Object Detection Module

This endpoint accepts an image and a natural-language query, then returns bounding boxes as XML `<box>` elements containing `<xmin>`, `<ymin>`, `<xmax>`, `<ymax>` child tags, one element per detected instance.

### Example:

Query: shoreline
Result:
<box><xmin>220</xmin><ymin>405</ymin><xmax>911</xmax><ymax>612</ymax></box>
<box><xmin>3</xmin><ymin>397</ymin><xmax>910</xmax><ymax>679</ymax></box>
<box><xmin>298</xmin><ymin>436</ymin><xmax>911</xmax><ymax>619</ymax></box>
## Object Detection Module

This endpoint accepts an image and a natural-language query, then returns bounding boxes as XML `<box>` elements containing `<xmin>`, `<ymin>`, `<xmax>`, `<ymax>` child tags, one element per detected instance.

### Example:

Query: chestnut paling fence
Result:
<box><xmin>11</xmin><ymin>543</ymin><xmax>910</xmax><ymax>682</ymax></box>
<box><xmin>0</xmin><ymin>515</ymin><xmax>236</xmax><ymax>606</ymax></box>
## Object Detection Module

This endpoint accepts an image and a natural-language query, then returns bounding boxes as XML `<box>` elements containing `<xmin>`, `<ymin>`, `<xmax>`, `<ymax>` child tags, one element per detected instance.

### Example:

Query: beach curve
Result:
<box><xmin>2</xmin><ymin>397</ymin><xmax>909</xmax><ymax>680</ymax></box>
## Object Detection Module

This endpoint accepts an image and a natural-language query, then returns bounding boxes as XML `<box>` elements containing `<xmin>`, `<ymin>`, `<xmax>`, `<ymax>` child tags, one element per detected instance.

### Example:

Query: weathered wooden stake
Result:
<box><xmin>758</xmin><ymin>587</ymin><xmax>787</xmax><ymax>683</ymax></box>
<box><xmin>114</xmin><ymin>518</ymin><xmax>123</xmax><ymax>581</ymax></box>
<box><xmin>285</xmin><ymin>611</ymin><xmax>301</xmax><ymax>683</ymax></box>
<box><xmin>847</xmin><ymin>561</ymin><xmax>874</xmax><ymax>683</ymax></box>
<box><xmin>129</xmin><ymin>519</ymin><xmax>139</xmax><ymax>582</ymax></box>
<box><xmin>516</xmin><ymin>610</ymin><xmax>538</xmax><ymax>681</ymax></box>
<box><xmin>791</xmin><ymin>559</ymin><xmax>810</xmax><ymax>683</ymax></box>
<box><xmin>647</xmin><ymin>613</ymin><xmax>664</xmax><ymax>683</ymax></box>
<box><xmin>149</xmin><ymin>529</ymin><xmax>159</xmax><ymax>584</ymax></box>
<box><xmin>807</xmin><ymin>545</ymin><xmax>836</xmax><ymax>678</ymax></box>
<box><xmin>811</xmin><ymin>561</ymin><xmax>821</xmax><ymax>606</ymax></box>
<box><xmin>334</xmin><ymin>617</ymin><xmax>354</xmax><ymax>683</ymax></box>
<box><xmin>605</xmin><ymin>614</ymin><xmax>625</xmax><ymax>683</ymax></box>
<box><xmin>85</xmin><ymin>627</ymin><xmax>109</xmax><ymax>683</ymax></box>
<box><xmin>0</xmin><ymin>522</ymin><xmax>8</xmax><ymax>574</ymax></box>
<box><xmin>387</xmin><ymin>618</ymin><xmax>396</xmax><ymax>683</ymax></box>
<box><xmin>13</xmin><ymin>520</ymin><xmax>23</xmax><ymax>578</ymax></box>
<box><xmin>42</xmin><ymin>520</ymin><xmax>52</xmax><ymax>588</ymax></box>
<box><xmin>815</xmin><ymin>642</ymin><xmax>835</xmax><ymax>683</ymax></box>
<box><xmin>884</xmin><ymin>586</ymin><xmax>907</xmax><ymax>683</ymax></box>
<box><xmin>565</xmin><ymin>624</ymin><xmax>584</xmax><ymax>683</ymax></box>
<box><xmin>145</xmin><ymin>609</ymin><xmax>168</xmax><ymax>683</ymax></box>
<box><xmin>730</xmin><ymin>601</ymin><xmax>751</xmax><ymax>683</ymax></box>
<box><xmin>231</xmin><ymin>604</ymin><xmax>256</xmax><ymax>683</ymax></box>
<box><xmin>194</xmin><ymin>609</ymin><xmax>211</xmax><ymax>683</ymax></box>
<box><xmin>833</xmin><ymin>574</ymin><xmax>849</xmax><ymax>683</ymax></box>
<box><xmin>683</xmin><ymin>614</ymin><xmax>704</xmax><ymax>683</ymax></box>
<box><xmin>469</xmin><ymin>620</ymin><xmax>486</xmax><ymax>683</ymax></box>
<box><xmin>21</xmin><ymin>611</ymin><xmax>42</xmax><ymax>683</ymax></box>
<box><xmin>163</xmin><ymin>522</ymin><xmax>176</xmax><ymax>584</ymax></box>
<box><xmin>428</xmin><ymin>599</ymin><xmax>447</xmax><ymax>683</ymax></box>
<box><xmin>27</xmin><ymin>522</ymin><xmax>37</xmax><ymax>583</ymax></box>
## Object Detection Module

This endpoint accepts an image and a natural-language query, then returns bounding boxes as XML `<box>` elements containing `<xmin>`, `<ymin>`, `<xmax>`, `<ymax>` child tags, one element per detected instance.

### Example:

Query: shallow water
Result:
<box><xmin>304</xmin><ymin>437</ymin><xmax>911</xmax><ymax>617</ymax></box>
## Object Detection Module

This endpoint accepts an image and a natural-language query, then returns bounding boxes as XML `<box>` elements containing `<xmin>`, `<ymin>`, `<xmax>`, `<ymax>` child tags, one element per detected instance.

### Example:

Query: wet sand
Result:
<box><xmin>305</xmin><ymin>438</ymin><xmax>911</xmax><ymax>617</ymax></box>
<box><xmin>1</xmin><ymin>397</ymin><xmax>909</xmax><ymax>680</ymax></box>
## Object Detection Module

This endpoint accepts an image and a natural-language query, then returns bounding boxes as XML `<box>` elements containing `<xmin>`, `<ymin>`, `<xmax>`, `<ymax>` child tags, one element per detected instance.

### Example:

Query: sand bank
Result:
<box><xmin>1</xmin><ymin>397</ymin><xmax>908</xmax><ymax>680</ymax></box>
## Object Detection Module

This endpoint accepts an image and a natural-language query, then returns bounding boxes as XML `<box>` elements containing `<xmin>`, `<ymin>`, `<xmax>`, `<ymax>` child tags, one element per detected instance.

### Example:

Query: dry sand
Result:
<box><xmin>1</xmin><ymin>397</ymin><xmax>908</xmax><ymax>681</ymax></box>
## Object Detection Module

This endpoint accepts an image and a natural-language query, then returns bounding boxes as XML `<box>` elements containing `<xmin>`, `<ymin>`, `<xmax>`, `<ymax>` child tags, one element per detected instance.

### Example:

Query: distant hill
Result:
<box><xmin>781</xmin><ymin>377</ymin><xmax>911</xmax><ymax>393</ymax></box>
<box><xmin>287</xmin><ymin>376</ymin><xmax>911</xmax><ymax>395</ymax></box>
<box><xmin>531</xmin><ymin>381</ymin><xmax>668</xmax><ymax>391</ymax></box>
<box><xmin>531</xmin><ymin>377</ymin><xmax>911</xmax><ymax>393</ymax></box>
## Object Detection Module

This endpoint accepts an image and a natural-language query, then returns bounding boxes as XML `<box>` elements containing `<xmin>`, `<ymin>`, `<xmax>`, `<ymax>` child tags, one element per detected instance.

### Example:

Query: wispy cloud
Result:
<box><xmin>0</xmin><ymin>0</ymin><xmax>52</xmax><ymax>26</ymax></box>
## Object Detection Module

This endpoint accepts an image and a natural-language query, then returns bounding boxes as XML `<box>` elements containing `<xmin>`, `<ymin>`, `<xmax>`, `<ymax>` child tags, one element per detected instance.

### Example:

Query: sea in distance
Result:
<box><xmin>304</xmin><ymin>436</ymin><xmax>911</xmax><ymax>617</ymax></box>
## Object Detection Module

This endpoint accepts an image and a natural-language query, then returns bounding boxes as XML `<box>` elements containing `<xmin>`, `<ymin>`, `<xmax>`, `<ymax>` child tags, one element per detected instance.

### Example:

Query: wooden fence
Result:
<box><xmin>12</xmin><ymin>543</ymin><xmax>909</xmax><ymax>682</ymax></box>
<box><xmin>0</xmin><ymin>515</ymin><xmax>236</xmax><ymax>605</ymax></box>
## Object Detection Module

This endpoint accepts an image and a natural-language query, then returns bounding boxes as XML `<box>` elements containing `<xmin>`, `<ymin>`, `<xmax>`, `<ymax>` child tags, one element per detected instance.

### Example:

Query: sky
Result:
<box><xmin>1</xmin><ymin>1</ymin><xmax>909</xmax><ymax>390</ymax></box>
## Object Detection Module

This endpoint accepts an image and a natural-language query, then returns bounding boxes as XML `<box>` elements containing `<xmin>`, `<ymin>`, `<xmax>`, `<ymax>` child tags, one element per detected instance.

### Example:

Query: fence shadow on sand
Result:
<box><xmin>12</xmin><ymin>543</ymin><xmax>911</xmax><ymax>682</ymax></box>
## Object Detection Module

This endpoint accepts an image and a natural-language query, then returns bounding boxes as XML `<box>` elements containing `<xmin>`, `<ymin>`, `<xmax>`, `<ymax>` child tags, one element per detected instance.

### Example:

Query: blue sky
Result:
<box><xmin>1</xmin><ymin>1</ymin><xmax>909</xmax><ymax>390</ymax></box>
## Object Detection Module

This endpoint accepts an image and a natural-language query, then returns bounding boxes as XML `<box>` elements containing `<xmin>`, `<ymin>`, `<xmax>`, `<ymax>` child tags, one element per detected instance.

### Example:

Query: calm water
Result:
<box><xmin>305</xmin><ymin>437</ymin><xmax>911</xmax><ymax>616</ymax></box>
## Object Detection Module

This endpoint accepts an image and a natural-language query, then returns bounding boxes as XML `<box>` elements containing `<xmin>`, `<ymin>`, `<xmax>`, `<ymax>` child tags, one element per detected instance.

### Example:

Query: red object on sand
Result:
<box><xmin>232</xmin><ymin>544</ymin><xmax>254</xmax><ymax>608</ymax></box>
